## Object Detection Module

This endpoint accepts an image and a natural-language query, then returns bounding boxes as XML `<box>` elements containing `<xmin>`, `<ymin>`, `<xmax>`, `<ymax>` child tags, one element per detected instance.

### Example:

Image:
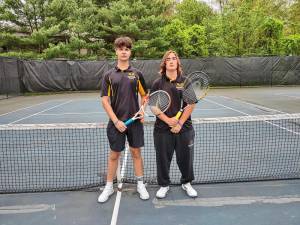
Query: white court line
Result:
<box><xmin>8</xmin><ymin>100</ymin><xmax>73</xmax><ymax>124</ymax></box>
<box><xmin>0</xmin><ymin>204</ymin><xmax>55</xmax><ymax>214</ymax></box>
<box><xmin>193</xmin><ymin>108</ymin><xmax>223</xmax><ymax>111</ymax></box>
<box><xmin>220</xmin><ymin>96</ymin><xmax>285</xmax><ymax>114</ymax></box>
<box><xmin>153</xmin><ymin>195</ymin><xmax>300</xmax><ymax>208</ymax></box>
<box><xmin>274</xmin><ymin>93</ymin><xmax>300</xmax><ymax>99</ymax></box>
<box><xmin>204</xmin><ymin>98</ymin><xmax>250</xmax><ymax>116</ymax></box>
<box><xmin>0</xmin><ymin>100</ymin><xmax>58</xmax><ymax>117</ymax></box>
<box><xmin>110</xmin><ymin>143</ymin><xmax>129</xmax><ymax>225</ymax></box>
<box><xmin>39</xmin><ymin>112</ymin><xmax>107</xmax><ymax>116</ymax></box>
<box><xmin>204</xmin><ymin>98</ymin><xmax>299</xmax><ymax>135</ymax></box>
<box><xmin>0</xmin><ymin>98</ymin><xmax>100</xmax><ymax>117</ymax></box>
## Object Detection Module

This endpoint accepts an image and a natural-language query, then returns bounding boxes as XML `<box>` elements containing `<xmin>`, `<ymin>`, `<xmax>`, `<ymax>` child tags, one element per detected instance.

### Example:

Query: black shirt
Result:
<box><xmin>101</xmin><ymin>65</ymin><xmax>147</xmax><ymax>121</ymax></box>
<box><xmin>151</xmin><ymin>74</ymin><xmax>195</xmax><ymax>132</ymax></box>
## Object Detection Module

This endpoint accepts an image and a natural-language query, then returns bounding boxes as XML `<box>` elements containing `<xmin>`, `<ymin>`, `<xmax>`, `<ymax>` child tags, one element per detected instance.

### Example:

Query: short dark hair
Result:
<box><xmin>114</xmin><ymin>36</ymin><xmax>133</xmax><ymax>49</ymax></box>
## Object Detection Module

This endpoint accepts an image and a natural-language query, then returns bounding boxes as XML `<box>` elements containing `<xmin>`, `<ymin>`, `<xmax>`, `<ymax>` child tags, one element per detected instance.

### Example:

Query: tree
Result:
<box><xmin>92</xmin><ymin>0</ymin><xmax>117</xmax><ymax>7</ymax></box>
<box><xmin>206</xmin><ymin>0</ymin><xmax>286</xmax><ymax>56</ymax></box>
<box><xmin>0</xmin><ymin>0</ymin><xmax>298</xmax><ymax>58</ymax></box>
<box><xmin>0</xmin><ymin>0</ymin><xmax>49</xmax><ymax>33</ymax></box>
<box><xmin>30</xmin><ymin>25</ymin><xmax>60</xmax><ymax>53</ymax></box>
<box><xmin>186</xmin><ymin>24</ymin><xmax>208</xmax><ymax>56</ymax></box>
<box><xmin>174</xmin><ymin>0</ymin><xmax>213</xmax><ymax>25</ymax></box>
<box><xmin>281</xmin><ymin>34</ymin><xmax>300</xmax><ymax>55</ymax></box>
<box><xmin>287</xmin><ymin>0</ymin><xmax>300</xmax><ymax>34</ymax></box>
<box><xmin>161</xmin><ymin>19</ymin><xmax>208</xmax><ymax>57</ymax></box>
<box><xmin>255</xmin><ymin>17</ymin><xmax>283</xmax><ymax>55</ymax></box>
<box><xmin>95</xmin><ymin>0</ymin><xmax>173</xmax><ymax>57</ymax></box>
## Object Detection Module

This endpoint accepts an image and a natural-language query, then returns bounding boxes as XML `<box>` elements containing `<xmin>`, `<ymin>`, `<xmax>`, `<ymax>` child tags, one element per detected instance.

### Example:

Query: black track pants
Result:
<box><xmin>154</xmin><ymin>129</ymin><xmax>195</xmax><ymax>186</ymax></box>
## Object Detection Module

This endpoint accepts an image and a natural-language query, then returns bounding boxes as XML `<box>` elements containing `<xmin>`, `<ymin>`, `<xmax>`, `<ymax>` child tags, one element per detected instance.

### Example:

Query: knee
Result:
<box><xmin>109</xmin><ymin>151</ymin><xmax>120</xmax><ymax>161</ymax></box>
<box><xmin>131</xmin><ymin>149</ymin><xmax>141</xmax><ymax>160</ymax></box>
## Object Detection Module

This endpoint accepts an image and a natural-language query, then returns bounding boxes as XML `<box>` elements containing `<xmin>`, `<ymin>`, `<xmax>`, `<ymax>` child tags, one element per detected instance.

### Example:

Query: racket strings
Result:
<box><xmin>148</xmin><ymin>92</ymin><xmax>170</xmax><ymax>115</ymax></box>
<box><xmin>183</xmin><ymin>72</ymin><xmax>209</xmax><ymax>102</ymax></box>
<box><xmin>183</xmin><ymin>84</ymin><xmax>198</xmax><ymax>104</ymax></box>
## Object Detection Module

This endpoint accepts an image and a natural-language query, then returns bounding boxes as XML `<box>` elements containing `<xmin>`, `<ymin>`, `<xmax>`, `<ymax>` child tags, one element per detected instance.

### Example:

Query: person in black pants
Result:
<box><xmin>151</xmin><ymin>50</ymin><xmax>198</xmax><ymax>199</ymax></box>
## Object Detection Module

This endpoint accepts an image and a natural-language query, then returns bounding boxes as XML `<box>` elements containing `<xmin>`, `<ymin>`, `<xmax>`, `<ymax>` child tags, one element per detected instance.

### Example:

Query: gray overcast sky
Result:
<box><xmin>200</xmin><ymin>0</ymin><xmax>220</xmax><ymax>11</ymax></box>
<box><xmin>176</xmin><ymin>0</ymin><xmax>220</xmax><ymax>11</ymax></box>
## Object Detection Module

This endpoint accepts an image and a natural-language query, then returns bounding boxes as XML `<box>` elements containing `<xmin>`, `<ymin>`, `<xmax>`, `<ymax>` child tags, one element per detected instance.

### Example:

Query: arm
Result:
<box><xmin>170</xmin><ymin>104</ymin><xmax>195</xmax><ymax>133</ymax></box>
<box><xmin>101</xmin><ymin>72</ymin><xmax>127</xmax><ymax>132</ymax></box>
<box><xmin>102</xmin><ymin>96</ymin><xmax>127</xmax><ymax>132</ymax></box>
<box><xmin>156</xmin><ymin>113</ymin><xmax>178</xmax><ymax>127</ymax></box>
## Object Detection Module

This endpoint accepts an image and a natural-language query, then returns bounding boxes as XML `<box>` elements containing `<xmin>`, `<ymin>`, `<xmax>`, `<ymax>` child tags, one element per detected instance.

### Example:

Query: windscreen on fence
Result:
<box><xmin>1</xmin><ymin>56</ymin><xmax>299</xmax><ymax>94</ymax></box>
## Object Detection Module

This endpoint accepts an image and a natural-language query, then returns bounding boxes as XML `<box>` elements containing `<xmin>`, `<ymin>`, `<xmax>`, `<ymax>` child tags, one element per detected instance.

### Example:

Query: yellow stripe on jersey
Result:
<box><xmin>108</xmin><ymin>77</ymin><xmax>113</xmax><ymax>96</ymax></box>
<box><xmin>107</xmin><ymin>85</ymin><xmax>111</xmax><ymax>96</ymax></box>
<box><xmin>137</xmin><ymin>80</ymin><xmax>146</xmax><ymax>96</ymax></box>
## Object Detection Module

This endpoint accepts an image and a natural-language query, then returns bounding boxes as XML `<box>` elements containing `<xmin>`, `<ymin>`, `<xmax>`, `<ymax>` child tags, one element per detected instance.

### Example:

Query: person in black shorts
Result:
<box><xmin>98</xmin><ymin>37</ymin><xmax>149</xmax><ymax>203</ymax></box>
<box><xmin>151</xmin><ymin>50</ymin><xmax>198</xmax><ymax>199</ymax></box>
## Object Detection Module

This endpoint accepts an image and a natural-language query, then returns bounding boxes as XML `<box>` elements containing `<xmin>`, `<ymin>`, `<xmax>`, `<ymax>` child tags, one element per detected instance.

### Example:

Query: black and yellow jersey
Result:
<box><xmin>151</xmin><ymin>74</ymin><xmax>194</xmax><ymax>132</ymax></box>
<box><xmin>101</xmin><ymin>65</ymin><xmax>147</xmax><ymax>121</ymax></box>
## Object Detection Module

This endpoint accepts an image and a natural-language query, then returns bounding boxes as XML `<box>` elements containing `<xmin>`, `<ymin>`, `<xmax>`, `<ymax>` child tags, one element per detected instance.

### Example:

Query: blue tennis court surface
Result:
<box><xmin>0</xmin><ymin>87</ymin><xmax>299</xmax><ymax>225</ymax></box>
<box><xmin>0</xmin><ymin>95</ymin><xmax>287</xmax><ymax>124</ymax></box>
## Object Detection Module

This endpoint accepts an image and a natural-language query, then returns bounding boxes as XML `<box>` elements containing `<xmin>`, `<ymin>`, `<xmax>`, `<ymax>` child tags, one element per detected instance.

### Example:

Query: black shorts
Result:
<box><xmin>106</xmin><ymin>120</ymin><xmax>144</xmax><ymax>152</ymax></box>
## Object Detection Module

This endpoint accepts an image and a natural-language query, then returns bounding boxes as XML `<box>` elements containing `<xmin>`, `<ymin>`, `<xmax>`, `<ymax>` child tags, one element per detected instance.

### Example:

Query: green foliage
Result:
<box><xmin>44</xmin><ymin>42</ymin><xmax>72</xmax><ymax>59</ymax></box>
<box><xmin>186</xmin><ymin>24</ymin><xmax>208</xmax><ymax>57</ymax></box>
<box><xmin>255</xmin><ymin>17</ymin><xmax>283</xmax><ymax>55</ymax></box>
<box><xmin>0</xmin><ymin>51</ymin><xmax>43</xmax><ymax>59</ymax></box>
<box><xmin>205</xmin><ymin>0</ymin><xmax>287</xmax><ymax>56</ymax></box>
<box><xmin>161</xmin><ymin>19</ymin><xmax>208</xmax><ymax>57</ymax></box>
<box><xmin>0</xmin><ymin>33</ymin><xmax>22</xmax><ymax>49</ymax></box>
<box><xmin>93</xmin><ymin>0</ymin><xmax>174</xmax><ymax>58</ymax></box>
<box><xmin>174</xmin><ymin>0</ymin><xmax>213</xmax><ymax>25</ymax></box>
<box><xmin>281</xmin><ymin>34</ymin><xmax>300</xmax><ymax>55</ymax></box>
<box><xmin>0</xmin><ymin>0</ymin><xmax>299</xmax><ymax>59</ymax></box>
<box><xmin>287</xmin><ymin>0</ymin><xmax>300</xmax><ymax>34</ymax></box>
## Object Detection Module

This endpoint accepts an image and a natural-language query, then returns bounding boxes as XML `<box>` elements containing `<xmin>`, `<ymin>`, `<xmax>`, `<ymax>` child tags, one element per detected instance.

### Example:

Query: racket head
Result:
<box><xmin>146</xmin><ymin>90</ymin><xmax>171</xmax><ymax>116</ymax></box>
<box><xmin>182</xmin><ymin>71</ymin><xmax>209</xmax><ymax>104</ymax></box>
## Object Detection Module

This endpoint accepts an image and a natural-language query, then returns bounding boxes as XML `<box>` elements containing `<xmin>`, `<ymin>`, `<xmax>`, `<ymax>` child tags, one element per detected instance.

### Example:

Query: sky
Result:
<box><xmin>200</xmin><ymin>0</ymin><xmax>221</xmax><ymax>11</ymax></box>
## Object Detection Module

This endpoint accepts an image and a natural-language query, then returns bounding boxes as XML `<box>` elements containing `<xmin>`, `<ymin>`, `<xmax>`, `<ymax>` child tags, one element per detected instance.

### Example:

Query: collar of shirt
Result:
<box><xmin>114</xmin><ymin>65</ymin><xmax>133</xmax><ymax>72</ymax></box>
<box><xmin>162</xmin><ymin>73</ymin><xmax>184</xmax><ymax>83</ymax></box>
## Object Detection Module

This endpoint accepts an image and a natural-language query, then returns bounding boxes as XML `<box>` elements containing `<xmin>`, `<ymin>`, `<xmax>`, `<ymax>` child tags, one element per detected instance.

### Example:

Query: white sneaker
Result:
<box><xmin>182</xmin><ymin>183</ymin><xmax>197</xmax><ymax>198</ymax></box>
<box><xmin>156</xmin><ymin>186</ymin><xmax>169</xmax><ymax>199</ymax></box>
<box><xmin>137</xmin><ymin>183</ymin><xmax>150</xmax><ymax>200</ymax></box>
<box><xmin>98</xmin><ymin>186</ymin><xmax>114</xmax><ymax>203</ymax></box>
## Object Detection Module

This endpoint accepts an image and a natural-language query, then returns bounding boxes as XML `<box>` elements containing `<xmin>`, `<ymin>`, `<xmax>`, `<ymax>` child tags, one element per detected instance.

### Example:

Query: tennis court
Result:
<box><xmin>1</xmin><ymin>87</ymin><xmax>300</xmax><ymax>225</ymax></box>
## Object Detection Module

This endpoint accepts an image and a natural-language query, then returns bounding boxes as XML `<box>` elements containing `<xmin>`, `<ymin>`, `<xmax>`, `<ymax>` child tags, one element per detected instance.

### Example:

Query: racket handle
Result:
<box><xmin>124</xmin><ymin>118</ymin><xmax>134</xmax><ymax>126</ymax></box>
<box><xmin>175</xmin><ymin>111</ymin><xmax>183</xmax><ymax>120</ymax></box>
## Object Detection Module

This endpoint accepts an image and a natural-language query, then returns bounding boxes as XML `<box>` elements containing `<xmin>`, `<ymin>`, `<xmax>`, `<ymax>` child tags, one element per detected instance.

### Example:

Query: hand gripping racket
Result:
<box><xmin>124</xmin><ymin>90</ymin><xmax>171</xmax><ymax>126</ymax></box>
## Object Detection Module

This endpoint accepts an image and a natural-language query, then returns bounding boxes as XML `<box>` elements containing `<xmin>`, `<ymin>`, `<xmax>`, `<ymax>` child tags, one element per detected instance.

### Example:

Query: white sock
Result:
<box><xmin>136</xmin><ymin>176</ymin><xmax>144</xmax><ymax>186</ymax></box>
<box><xmin>137</xmin><ymin>180</ymin><xmax>144</xmax><ymax>186</ymax></box>
<box><xmin>106</xmin><ymin>181</ymin><xmax>113</xmax><ymax>189</ymax></box>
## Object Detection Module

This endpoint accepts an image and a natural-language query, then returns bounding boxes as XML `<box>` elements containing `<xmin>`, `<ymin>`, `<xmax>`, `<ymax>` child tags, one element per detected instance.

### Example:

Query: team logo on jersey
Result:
<box><xmin>176</xmin><ymin>82</ymin><xmax>184</xmax><ymax>90</ymax></box>
<box><xmin>127</xmin><ymin>72</ymin><xmax>136</xmax><ymax>80</ymax></box>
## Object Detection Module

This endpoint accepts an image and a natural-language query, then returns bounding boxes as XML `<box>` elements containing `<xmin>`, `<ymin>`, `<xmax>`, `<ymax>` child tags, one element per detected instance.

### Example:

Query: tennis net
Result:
<box><xmin>1</xmin><ymin>113</ymin><xmax>300</xmax><ymax>193</ymax></box>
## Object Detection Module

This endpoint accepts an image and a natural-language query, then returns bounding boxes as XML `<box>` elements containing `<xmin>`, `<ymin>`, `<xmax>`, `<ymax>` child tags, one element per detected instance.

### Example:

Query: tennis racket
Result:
<box><xmin>175</xmin><ymin>71</ymin><xmax>209</xmax><ymax>119</ymax></box>
<box><xmin>124</xmin><ymin>90</ymin><xmax>171</xmax><ymax>126</ymax></box>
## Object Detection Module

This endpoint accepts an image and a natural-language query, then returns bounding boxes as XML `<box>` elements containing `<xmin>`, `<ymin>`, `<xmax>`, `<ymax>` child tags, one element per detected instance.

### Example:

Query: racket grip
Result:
<box><xmin>175</xmin><ymin>111</ymin><xmax>182</xmax><ymax>120</ymax></box>
<box><xmin>124</xmin><ymin>118</ymin><xmax>134</xmax><ymax>126</ymax></box>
